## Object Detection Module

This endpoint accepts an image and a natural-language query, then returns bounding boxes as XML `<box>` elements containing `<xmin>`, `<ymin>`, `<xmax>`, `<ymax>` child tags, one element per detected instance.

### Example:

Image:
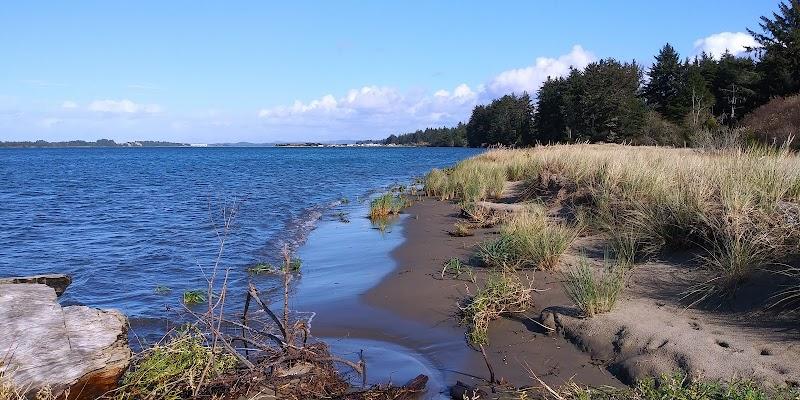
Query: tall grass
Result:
<box><xmin>456</xmin><ymin>144</ymin><xmax>800</xmax><ymax>304</ymax></box>
<box><xmin>478</xmin><ymin>206</ymin><xmax>577</xmax><ymax>270</ymax></box>
<box><xmin>369</xmin><ymin>193</ymin><xmax>408</xmax><ymax>219</ymax></box>
<box><xmin>562</xmin><ymin>257</ymin><xmax>626</xmax><ymax>317</ymax></box>
<box><xmin>423</xmin><ymin>159</ymin><xmax>505</xmax><ymax>202</ymax></box>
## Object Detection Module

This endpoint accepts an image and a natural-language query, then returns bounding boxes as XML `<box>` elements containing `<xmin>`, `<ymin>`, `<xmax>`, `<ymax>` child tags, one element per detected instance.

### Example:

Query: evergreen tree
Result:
<box><xmin>465</xmin><ymin>93</ymin><xmax>534</xmax><ymax>147</ymax></box>
<box><xmin>748</xmin><ymin>0</ymin><xmax>800</xmax><ymax>98</ymax></box>
<box><xmin>534</xmin><ymin>77</ymin><xmax>570</xmax><ymax>143</ymax></box>
<box><xmin>574</xmin><ymin>59</ymin><xmax>647</xmax><ymax>141</ymax></box>
<box><xmin>643</xmin><ymin>43</ymin><xmax>687</xmax><ymax>122</ymax></box>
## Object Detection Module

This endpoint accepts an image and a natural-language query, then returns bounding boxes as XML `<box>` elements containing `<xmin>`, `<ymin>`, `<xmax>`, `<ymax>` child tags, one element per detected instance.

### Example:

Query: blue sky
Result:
<box><xmin>0</xmin><ymin>1</ymin><xmax>779</xmax><ymax>143</ymax></box>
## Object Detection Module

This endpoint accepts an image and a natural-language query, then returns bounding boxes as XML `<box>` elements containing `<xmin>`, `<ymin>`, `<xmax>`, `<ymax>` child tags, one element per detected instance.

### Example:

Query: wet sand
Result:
<box><xmin>362</xmin><ymin>198</ymin><xmax>621</xmax><ymax>390</ymax></box>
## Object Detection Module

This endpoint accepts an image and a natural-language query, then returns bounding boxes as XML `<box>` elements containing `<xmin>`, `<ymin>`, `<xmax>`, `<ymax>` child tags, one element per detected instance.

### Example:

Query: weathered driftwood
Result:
<box><xmin>0</xmin><ymin>283</ymin><xmax>130</xmax><ymax>399</ymax></box>
<box><xmin>0</xmin><ymin>273</ymin><xmax>72</xmax><ymax>296</ymax></box>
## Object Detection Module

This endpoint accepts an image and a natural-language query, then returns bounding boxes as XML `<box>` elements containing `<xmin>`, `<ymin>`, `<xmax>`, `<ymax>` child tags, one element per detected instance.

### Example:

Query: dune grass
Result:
<box><xmin>477</xmin><ymin>205</ymin><xmax>576</xmax><ymax>271</ymax></box>
<box><xmin>369</xmin><ymin>193</ymin><xmax>408</xmax><ymax>219</ymax></box>
<box><xmin>562</xmin><ymin>256</ymin><xmax>626</xmax><ymax>317</ymax></box>
<box><xmin>459</xmin><ymin>272</ymin><xmax>532</xmax><ymax>345</ymax></box>
<box><xmin>423</xmin><ymin>158</ymin><xmax>505</xmax><ymax>202</ymax></box>
<box><xmin>437</xmin><ymin>143</ymin><xmax>800</xmax><ymax>308</ymax></box>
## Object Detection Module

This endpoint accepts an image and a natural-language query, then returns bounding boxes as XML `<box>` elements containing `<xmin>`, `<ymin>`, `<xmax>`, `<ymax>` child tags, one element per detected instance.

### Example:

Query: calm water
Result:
<box><xmin>0</xmin><ymin>147</ymin><xmax>480</xmax><ymax>327</ymax></box>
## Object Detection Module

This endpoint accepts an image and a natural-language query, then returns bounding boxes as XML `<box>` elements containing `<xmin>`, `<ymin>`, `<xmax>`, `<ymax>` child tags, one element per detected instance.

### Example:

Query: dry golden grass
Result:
<box><xmin>433</xmin><ymin>143</ymin><xmax>800</xmax><ymax>306</ymax></box>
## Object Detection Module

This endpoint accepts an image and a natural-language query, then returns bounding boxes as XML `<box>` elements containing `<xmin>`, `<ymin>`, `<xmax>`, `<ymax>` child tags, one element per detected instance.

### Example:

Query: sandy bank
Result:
<box><xmin>363</xmin><ymin>198</ymin><xmax>620</xmax><ymax>389</ymax></box>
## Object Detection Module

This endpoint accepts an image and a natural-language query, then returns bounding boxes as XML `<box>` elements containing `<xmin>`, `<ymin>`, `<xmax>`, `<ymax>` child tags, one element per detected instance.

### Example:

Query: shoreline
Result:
<box><xmin>362</xmin><ymin>197</ymin><xmax>621</xmax><ymax>390</ymax></box>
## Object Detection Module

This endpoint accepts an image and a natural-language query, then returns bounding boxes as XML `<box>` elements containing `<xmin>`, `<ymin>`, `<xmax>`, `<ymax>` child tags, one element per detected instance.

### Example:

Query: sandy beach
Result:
<box><xmin>363</xmin><ymin>198</ymin><xmax>621</xmax><ymax>390</ymax></box>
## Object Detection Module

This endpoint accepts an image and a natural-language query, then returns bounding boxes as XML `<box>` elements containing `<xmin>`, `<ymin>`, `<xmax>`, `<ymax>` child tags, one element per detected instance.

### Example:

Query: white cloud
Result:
<box><xmin>61</xmin><ymin>101</ymin><xmax>78</xmax><ymax>109</ymax></box>
<box><xmin>87</xmin><ymin>99</ymin><xmax>162</xmax><ymax>114</ymax></box>
<box><xmin>255</xmin><ymin>46</ymin><xmax>594</xmax><ymax>137</ymax></box>
<box><xmin>487</xmin><ymin>45</ymin><xmax>595</xmax><ymax>96</ymax></box>
<box><xmin>257</xmin><ymin>83</ymin><xmax>478</xmax><ymax>132</ymax></box>
<box><xmin>693</xmin><ymin>32</ymin><xmax>759</xmax><ymax>59</ymax></box>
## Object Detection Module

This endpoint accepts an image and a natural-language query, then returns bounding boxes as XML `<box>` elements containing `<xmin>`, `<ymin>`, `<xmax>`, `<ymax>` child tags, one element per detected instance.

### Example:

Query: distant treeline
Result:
<box><xmin>382</xmin><ymin>124</ymin><xmax>467</xmax><ymax>147</ymax></box>
<box><xmin>383</xmin><ymin>1</ymin><xmax>800</xmax><ymax>148</ymax></box>
<box><xmin>0</xmin><ymin>139</ymin><xmax>188</xmax><ymax>148</ymax></box>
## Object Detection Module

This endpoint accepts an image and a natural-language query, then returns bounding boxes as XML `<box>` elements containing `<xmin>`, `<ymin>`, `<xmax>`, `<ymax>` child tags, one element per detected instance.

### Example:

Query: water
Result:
<box><xmin>0</xmin><ymin>147</ymin><xmax>480</xmax><ymax>328</ymax></box>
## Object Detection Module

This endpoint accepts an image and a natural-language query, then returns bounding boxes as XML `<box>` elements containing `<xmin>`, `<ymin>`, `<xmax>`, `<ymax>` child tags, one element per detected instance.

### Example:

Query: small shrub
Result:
<box><xmin>562</xmin><ymin>257</ymin><xmax>625</xmax><ymax>317</ymax></box>
<box><xmin>460</xmin><ymin>273</ymin><xmax>531</xmax><ymax>345</ymax></box>
<box><xmin>461</xmin><ymin>202</ymin><xmax>503</xmax><ymax>228</ymax></box>
<box><xmin>182</xmin><ymin>290</ymin><xmax>206</xmax><ymax>305</ymax></box>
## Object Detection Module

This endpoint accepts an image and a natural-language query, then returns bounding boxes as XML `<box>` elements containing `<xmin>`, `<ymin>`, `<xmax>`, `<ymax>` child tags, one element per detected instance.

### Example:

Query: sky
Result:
<box><xmin>0</xmin><ymin>1</ymin><xmax>780</xmax><ymax>143</ymax></box>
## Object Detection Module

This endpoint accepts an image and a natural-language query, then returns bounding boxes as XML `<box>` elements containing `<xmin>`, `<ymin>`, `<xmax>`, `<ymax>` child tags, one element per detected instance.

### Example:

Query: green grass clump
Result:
<box><xmin>499</xmin><ymin>208</ymin><xmax>577</xmax><ymax>270</ymax></box>
<box><xmin>182</xmin><ymin>290</ymin><xmax>206</xmax><ymax>305</ymax></box>
<box><xmin>423</xmin><ymin>159</ymin><xmax>506</xmax><ymax>202</ymax></box>
<box><xmin>478</xmin><ymin>207</ymin><xmax>576</xmax><ymax>270</ymax></box>
<box><xmin>478</xmin><ymin>235</ymin><xmax>520</xmax><ymax>269</ymax></box>
<box><xmin>460</xmin><ymin>273</ymin><xmax>532</xmax><ymax>345</ymax></box>
<box><xmin>562</xmin><ymin>257</ymin><xmax>625</xmax><ymax>317</ymax></box>
<box><xmin>369</xmin><ymin>193</ymin><xmax>408</xmax><ymax>219</ymax></box>
<box><xmin>246</xmin><ymin>263</ymin><xmax>276</xmax><ymax>275</ymax></box>
<box><xmin>116</xmin><ymin>331</ymin><xmax>237</xmax><ymax>400</ymax></box>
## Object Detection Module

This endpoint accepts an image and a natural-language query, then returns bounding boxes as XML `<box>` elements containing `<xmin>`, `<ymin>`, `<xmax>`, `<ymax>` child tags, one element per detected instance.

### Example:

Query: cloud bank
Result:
<box><xmin>256</xmin><ymin>45</ymin><xmax>595</xmax><ymax>136</ymax></box>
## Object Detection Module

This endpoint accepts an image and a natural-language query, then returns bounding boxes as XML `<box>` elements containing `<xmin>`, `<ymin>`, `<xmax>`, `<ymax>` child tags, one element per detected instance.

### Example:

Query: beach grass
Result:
<box><xmin>460</xmin><ymin>272</ymin><xmax>532</xmax><ymax>345</ymax></box>
<box><xmin>369</xmin><ymin>193</ymin><xmax>408</xmax><ymax>219</ymax></box>
<box><xmin>434</xmin><ymin>143</ymin><xmax>800</xmax><ymax>309</ymax></box>
<box><xmin>499</xmin><ymin>207</ymin><xmax>577</xmax><ymax>270</ymax></box>
<box><xmin>562</xmin><ymin>256</ymin><xmax>626</xmax><ymax>317</ymax></box>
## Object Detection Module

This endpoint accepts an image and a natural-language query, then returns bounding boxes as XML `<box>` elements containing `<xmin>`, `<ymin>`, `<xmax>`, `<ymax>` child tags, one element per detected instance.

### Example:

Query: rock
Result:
<box><xmin>0</xmin><ymin>274</ymin><xmax>72</xmax><ymax>296</ymax></box>
<box><xmin>0</xmin><ymin>283</ymin><xmax>131</xmax><ymax>399</ymax></box>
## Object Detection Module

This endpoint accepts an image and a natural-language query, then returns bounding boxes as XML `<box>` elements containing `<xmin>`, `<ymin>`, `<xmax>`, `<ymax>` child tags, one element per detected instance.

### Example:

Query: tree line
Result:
<box><xmin>383</xmin><ymin>1</ymin><xmax>799</xmax><ymax>147</ymax></box>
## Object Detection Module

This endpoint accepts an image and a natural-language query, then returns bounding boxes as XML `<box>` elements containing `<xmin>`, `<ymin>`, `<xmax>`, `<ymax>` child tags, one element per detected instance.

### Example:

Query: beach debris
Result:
<box><xmin>0</xmin><ymin>283</ymin><xmax>131</xmax><ymax>399</ymax></box>
<box><xmin>0</xmin><ymin>273</ymin><xmax>72</xmax><ymax>296</ymax></box>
